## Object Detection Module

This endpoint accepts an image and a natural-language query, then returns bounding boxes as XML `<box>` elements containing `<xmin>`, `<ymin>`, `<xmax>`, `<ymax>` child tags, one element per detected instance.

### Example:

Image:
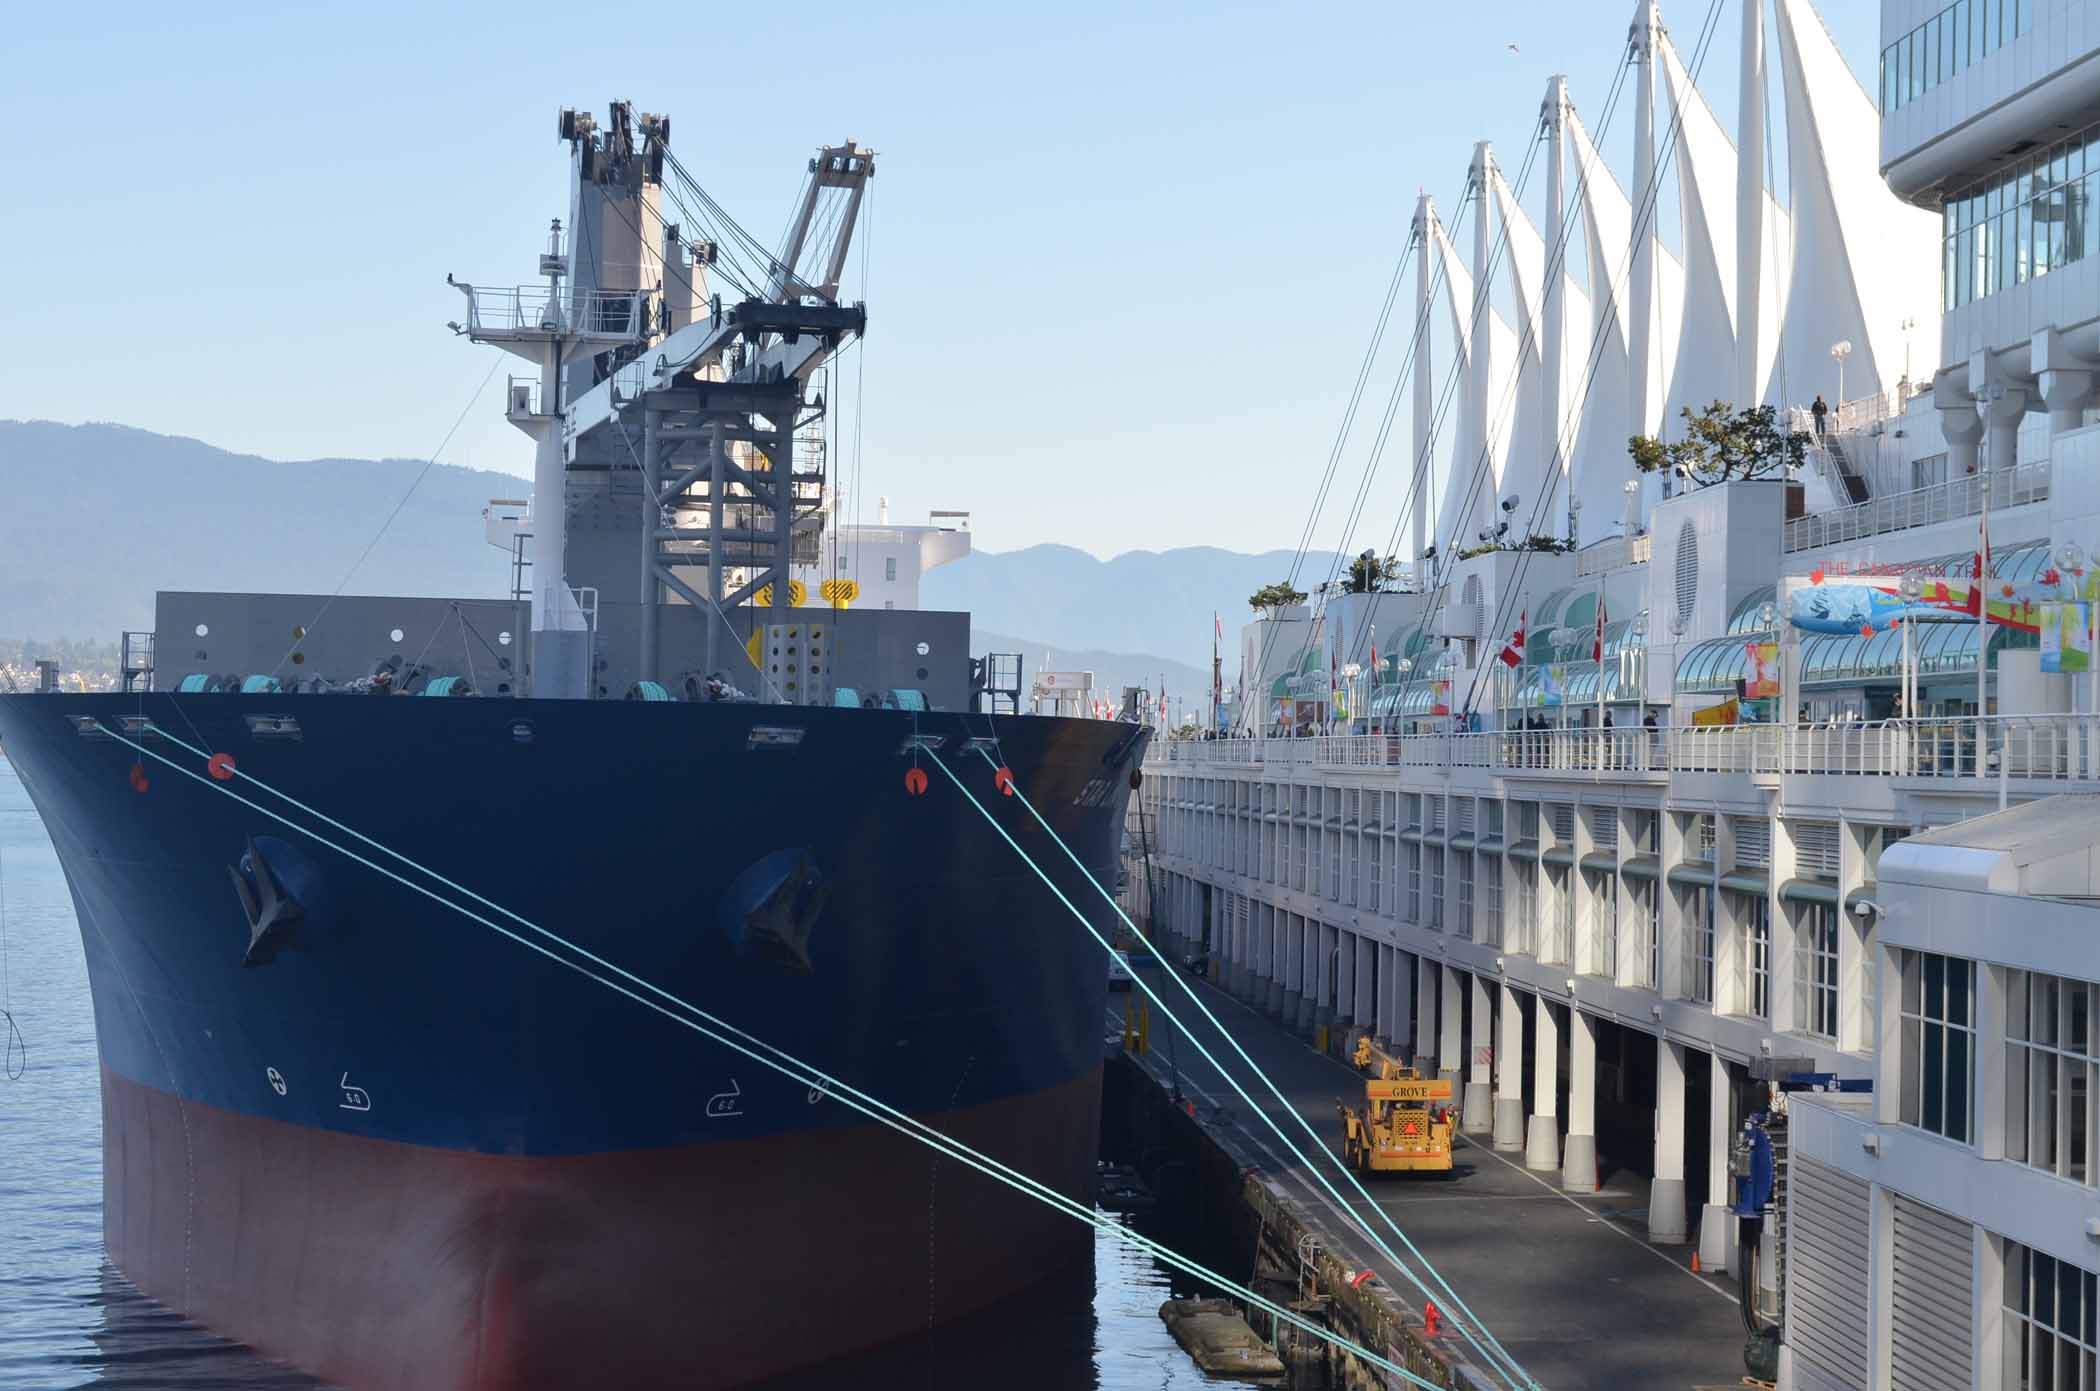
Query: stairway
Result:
<box><xmin>1821</xmin><ymin>436</ymin><xmax>1870</xmax><ymax>504</ymax></box>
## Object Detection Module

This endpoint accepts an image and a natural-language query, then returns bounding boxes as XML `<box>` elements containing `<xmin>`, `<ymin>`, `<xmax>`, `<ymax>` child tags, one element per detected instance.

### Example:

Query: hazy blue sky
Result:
<box><xmin>3</xmin><ymin>1</ymin><xmax>1879</xmax><ymax>559</ymax></box>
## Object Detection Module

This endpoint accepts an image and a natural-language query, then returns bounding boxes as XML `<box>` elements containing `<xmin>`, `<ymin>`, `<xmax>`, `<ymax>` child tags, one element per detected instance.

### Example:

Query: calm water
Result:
<box><xmin>0</xmin><ymin>759</ymin><xmax>1228</xmax><ymax>1389</ymax></box>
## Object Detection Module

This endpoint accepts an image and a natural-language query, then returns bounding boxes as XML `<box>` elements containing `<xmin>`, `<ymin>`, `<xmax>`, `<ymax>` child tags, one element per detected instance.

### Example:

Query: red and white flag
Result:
<box><xmin>1498</xmin><ymin>610</ymin><xmax>1528</xmax><ymax>668</ymax></box>
<box><xmin>1593</xmin><ymin>591</ymin><xmax>1608</xmax><ymax>663</ymax></box>
<box><xmin>1970</xmin><ymin>507</ymin><xmax>1992</xmax><ymax>614</ymax></box>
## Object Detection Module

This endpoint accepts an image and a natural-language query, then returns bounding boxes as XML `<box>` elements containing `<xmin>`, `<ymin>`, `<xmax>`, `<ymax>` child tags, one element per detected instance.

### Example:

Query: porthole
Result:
<box><xmin>195</xmin><ymin>623</ymin><xmax>210</xmax><ymax>637</ymax></box>
<box><xmin>390</xmin><ymin>628</ymin><xmax>405</xmax><ymax>643</ymax></box>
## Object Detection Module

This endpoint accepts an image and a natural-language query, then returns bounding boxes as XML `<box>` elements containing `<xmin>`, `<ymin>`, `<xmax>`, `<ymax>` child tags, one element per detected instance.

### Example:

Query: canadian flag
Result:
<box><xmin>1593</xmin><ymin>591</ymin><xmax>1608</xmax><ymax>663</ymax></box>
<box><xmin>1498</xmin><ymin>610</ymin><xmax>1528</xmax><ymax>668</ymax></box>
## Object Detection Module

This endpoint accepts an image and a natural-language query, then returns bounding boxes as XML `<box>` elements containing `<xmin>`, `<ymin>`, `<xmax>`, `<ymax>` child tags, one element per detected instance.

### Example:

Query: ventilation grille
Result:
<box><xmin>1427</xmin><ymin>795</ymin><xmax>1446</xmax><ymax>831</ymax></box>
<box><xmin>1454</xmin><ymin>799</ymin><xmax>1475</xmax><ymax>834</ymax></box>
<box><xmin>1793</xmin><ymin>821</ymin><xmax>1842</xmax><ymax>877</ymax></box>
<box><xmin>1674</xmin><ymin>521</ymin><xmax>1700</xmax><ymax>626</ymax></box>
<box><xmin>1732</xmin><ymin>817</ymin><xmax>1772</xmax><ymax>867</ymax></box>
<box><xmin>1586</xmin><ymin>806</ymin><xmax>1619</xmax><ymax>849</ymax></box>
<box><xmin>1549</xmin><ymin>804</ymin><xmax>1575</xmax><ymax>842</ymax></box>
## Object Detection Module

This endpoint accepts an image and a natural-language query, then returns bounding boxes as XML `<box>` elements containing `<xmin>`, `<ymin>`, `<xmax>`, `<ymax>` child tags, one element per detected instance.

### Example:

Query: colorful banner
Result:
<box><xmin>1539</xmin><ymin>664</ymin><xmax>1565</xmax><ymax>707</ymax></box>
<box><xmin>2042</xmin><ymin>602</ymin><xmax>2093</xmax><ymax>674</ymax></box>
<box><xmin>1692</xmin><ymin>697</ymin><xmax>1740</xmax><ymax>727</ymax></box>
<box><xmin>1432</xmin><ymin>678</ymin><xmax>1451</xmax><ymax>717</ymax></box>
<box><xmin>1745</xmin><ymin>641</ymin><xmax>1780</xmax><ymax>698</ymax></box>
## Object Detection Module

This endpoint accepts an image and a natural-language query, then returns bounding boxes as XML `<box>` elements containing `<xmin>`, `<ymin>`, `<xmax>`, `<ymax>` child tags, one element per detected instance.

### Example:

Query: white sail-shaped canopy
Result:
<box><xmin>1428</xmin><ymin>210</ymin><xmax>1520</xmax><ymax>553</ymax></box>
<box><xmin>1771</xmin><ymin>0</ymin><xmax>1939</xmax><ymax>403</ymax></box>
<box><xmin>1489</xmin><ymin>164</ymin><xmax>1589</xmax><ymax>539</ymax></box>
<box><xmin>1656</xmin><ymin>26</ymin><xmax>1793</xmax><ymax>419</ymax></box>
<box><xmin>1566</xmin><ymin>106</ymin><xmax>1685</xmax><ymax>442</ymax></box>
<box><xmin>1564</xmin><ymin>105</ymin><xmax>1676</xmax><ymax>532</ymax></box>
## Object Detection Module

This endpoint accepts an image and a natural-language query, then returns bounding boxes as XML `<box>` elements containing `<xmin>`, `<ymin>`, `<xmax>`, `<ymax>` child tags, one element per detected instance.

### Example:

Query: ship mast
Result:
<box><xmin>451</xmin><ymin>108</ymin><xmax>872</xmax><ymax>700</ymax></box>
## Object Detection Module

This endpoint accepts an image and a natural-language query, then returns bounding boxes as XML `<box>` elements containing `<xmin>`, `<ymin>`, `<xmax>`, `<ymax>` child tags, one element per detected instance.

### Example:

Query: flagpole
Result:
<box><xmin>1977</xmin><ymin>462</ymin><xmax>1991</xmax><ymax>721</ymax></box>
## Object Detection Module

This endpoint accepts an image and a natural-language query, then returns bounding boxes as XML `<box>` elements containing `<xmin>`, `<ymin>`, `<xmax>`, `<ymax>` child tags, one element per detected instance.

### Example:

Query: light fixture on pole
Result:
<box><xmin>1569</xmin><ymin>494</ymin><xmax>1584</xmax><ymax>549</ymax></box>
<box><xmin>1899</xmin><ymin>571</ymin><xmax>1924</xmax><ymax>727</ymax></box>
<box><xmin>2057</xmin><ymin>541</ymin><xmax>2095</xmax><ymax>719</ymax></box>
<box><xmin>1830</xmin><ymin>340</ymin><xmax>1854</xmax><ymax>410</ymax></box>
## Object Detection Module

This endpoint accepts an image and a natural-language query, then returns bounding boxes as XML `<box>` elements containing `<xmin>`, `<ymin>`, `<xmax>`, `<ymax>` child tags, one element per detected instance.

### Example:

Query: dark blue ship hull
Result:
<box><xmin>0</xmin><ymin>693</ymin><xmax>1145</xmax><ymax>1388</ymax></box>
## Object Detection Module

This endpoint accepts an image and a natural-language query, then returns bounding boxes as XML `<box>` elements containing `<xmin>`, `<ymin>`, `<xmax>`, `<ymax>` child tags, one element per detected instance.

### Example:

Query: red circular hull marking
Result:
<box><xmin>903</xmin><ymin>767</ymin><xmax>928</xmax><ymax>797</ymax></box>
<box><xmin>128</xmin><ymin>764</ymin><xmax>150</xmax><ymax>795</ymax></box>
<box><xmin>208</xmin><ymin>752</ymin><xmax>237</xmax><ymax>781</ymax></box>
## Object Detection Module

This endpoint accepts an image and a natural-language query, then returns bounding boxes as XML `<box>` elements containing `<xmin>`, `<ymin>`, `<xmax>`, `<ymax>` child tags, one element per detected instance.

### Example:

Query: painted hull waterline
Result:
<box><xmin>1</xmin><ymin>694</ymin><xmax>1145</xmax><ymax>1388</ymax></box>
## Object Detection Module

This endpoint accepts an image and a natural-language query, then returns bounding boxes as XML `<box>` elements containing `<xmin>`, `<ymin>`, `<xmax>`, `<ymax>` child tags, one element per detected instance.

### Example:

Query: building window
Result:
<box><xmin>2006</xmin><ymin>969</ymin><xmax>2097</xmax><ymax>1186</ymax></box>
<box><xmin>1406</xmin><ymin>844</ymin><xmax>1421</xmax><ymax>923</ymax></box>
<box><xmin>884</xmin><ymin>556</ymin><xmax>897</xmax><ymax>582</ymax></box>
<box><xmin>1685</xmin><ymin>886</ymin><xmax>1715</xmax><ymax>1005</ymax></box>
<box><xmin>1479</xmin><ymin>854</ymin><xmax>1503</xmax><ymax>948</ymax></box>
<box><xmin>1586</xmin><ymin>870</ymin><xmax>1618</xmax><ymax>979</ymax></box>
<box><xmin>1943</xmin><ymin>120</ymin><xmax>2098</xmax><ymax>311</ymax></box>
<box><xmin>1743</xmin><ymin>895</ymin><xmax>1772</xmax><ymax>1020</ymax></box>
<box><xmin>1794</xmin><ymin>904</ymin><xmax>1840</xmax><ymax>1041</ymax></box>
<box><xmin>1454</xmin><ymin>851</ymin><xmax>1472</xmax><ymax>940</ymax></box>
<box><xmin>1510</xmin><ymin>860</ymin><xmax>1537</xmax><ymax>956</ymax></box>
<box><xmin>1541</xmin><ymin>866</ymin><xmax>1572</xmax><ymax>964</ymax></box>
<box><xmin>1426</xmin><ymin>846</ymin><xmax>1444</xmax><ymax>931</ymax></box>
<box><xmin>1883</xmin><ymin>0</ymin><xmax>2032</xmax><ymax>115</ymax></box>
<box><xmin>2003</xmin><ymin>1243</ymin><xmax>2098</xmax><ymax>1390</ymax></box>
<box><xmin>1627</xmin><ymin>879</ymin><xmax>1657</xmax><ymax>990</ymax></box>
<box><xmin>1900</xmin><ymin>951</ymin><xmax>1976</xmax><ymax>1144</ymax></box>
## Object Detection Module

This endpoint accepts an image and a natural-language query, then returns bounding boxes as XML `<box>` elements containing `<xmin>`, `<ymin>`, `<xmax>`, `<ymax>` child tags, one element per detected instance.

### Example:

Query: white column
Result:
<box><xmin>1412</xmin><ymin>194</ymin><xmax>1437</xmax><ymax>565</ymax></box>
<box><xmin>1526</xmin><ymin>995</ymin><xmax>1561</xmax><ymax>1171</ymax></box>
<box><xmin>1465</xmin><ymin>972</ymin><xmax>1494</xmax><ymax>1133</ymax></box>
<box><xmin>1438</xmin><ymin>964</ymin><xmax>1463</xmax><ymax>1082</ymax></box>
<box><xmin>1735</xmin><ymin>0</ymin><xmax>1766</xmax><ymax>412</ymax></box>
<box><xmin>1698</xmin><ymin>1050</ymin><xmax>1734</xmax><ymax>1272</ymax></box>
<box><xmin>1542</xmin><ymin>76</ymin><xmax>1569</xmax><ymax>535</ymax></box>
<box><xmin>1649</xmin><ymin>1037</ymin><xmax>1688</xmax><ymax>1241</ymax></box>
<box><xmin>1628</xmin><ymin>1</ymin><xmax>1659</xmax><ymax>441</ymax></box>
<box><xmin>1353</xmin><ymin>934</ymin><xmax>1376</xmax><ymax>1026</ymax></box>
<box><xmin>1334</xmin><ymin>927</ymin><xmax>1355</xmax><ymax>1034</ymax></box>
<box><xmin>1388</xmin><ymin>944</ymin><xmax>1414</xmax><ymax>1051</ymax></box>
<box><xmin>1414</xmin><ymin>956</ymin><xmax>1438</xmax><ymax>1065</ymax></box>
<box><xmin>1494</xmin><ymin>981</ymin><xmax>1525</xmax><ymax>1151</ymax></box>
<box><xmin>1562</xmin><ymin>1007</ymin><xmax>1598</xmax><ymax>1192</ymax></box>
<box><xmin>1466</xmin><ymin>142</ymin><xmax>1495</xmax><ymax>550</ymax></box>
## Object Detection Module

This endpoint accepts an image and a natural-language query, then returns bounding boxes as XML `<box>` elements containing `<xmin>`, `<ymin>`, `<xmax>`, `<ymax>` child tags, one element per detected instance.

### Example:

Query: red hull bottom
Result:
<box><xmin>102</xmin><ymin>1064</ymin><xmax>1102</xmax><ymax>1389</ymax></box>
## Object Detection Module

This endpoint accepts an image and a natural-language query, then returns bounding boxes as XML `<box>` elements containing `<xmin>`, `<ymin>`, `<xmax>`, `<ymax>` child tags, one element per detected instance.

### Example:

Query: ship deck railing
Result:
<box><xmin>1152</xmin><ymin>715</ymin><xmax>2100</xmax><ymax>784</ymax></box>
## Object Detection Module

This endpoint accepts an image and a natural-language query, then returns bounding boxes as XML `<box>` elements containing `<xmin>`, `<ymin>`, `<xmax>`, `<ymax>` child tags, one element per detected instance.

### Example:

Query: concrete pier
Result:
<box><xmin>1114</xmin><ymin>973</ymin><xmax>1749</xmax><ymax>1391</ymax></box>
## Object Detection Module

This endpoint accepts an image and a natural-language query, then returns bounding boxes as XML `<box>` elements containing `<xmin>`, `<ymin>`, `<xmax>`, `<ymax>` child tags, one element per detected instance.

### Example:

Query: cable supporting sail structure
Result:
<box><xmin>935</xmin><ymin>738</ymin><xmax>1543</xmax><ymax>1390</ymax></box>
<box><xmin>104</xmin><ymin>719</ymin><xmax>1532</xmax><ymax>1390</ymax></box>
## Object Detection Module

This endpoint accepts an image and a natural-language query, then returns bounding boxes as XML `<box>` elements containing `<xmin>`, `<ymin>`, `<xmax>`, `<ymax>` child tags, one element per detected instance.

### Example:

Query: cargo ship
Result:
<box><xmin>0</xmin><ymin>104</ymin><xmax>1145</xmax><ymax>1389</ymax></box>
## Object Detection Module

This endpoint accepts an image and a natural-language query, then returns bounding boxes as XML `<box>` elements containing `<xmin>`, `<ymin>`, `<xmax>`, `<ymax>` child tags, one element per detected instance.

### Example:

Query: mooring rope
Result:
<box><xmin>936</xmin><ymin>745</ymin><xmax>1539</xmax><ymax>1391</ymax></box>
<box><xmin>103</xmin><ymin>722</ymin><xmax>1447</xmax><ymax>1390</ymax></box>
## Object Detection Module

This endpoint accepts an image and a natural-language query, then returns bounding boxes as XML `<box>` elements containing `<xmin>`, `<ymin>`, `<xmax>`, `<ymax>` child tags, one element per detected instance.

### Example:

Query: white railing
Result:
<box><xmin>1782</xmin><ymin>460</ymin><xmax>2050</xmax><ymax>552</ymax></box>
<box><xmin>462</xmin><ymin>285</ymin><xmax>649</xmax><ymax>339</ymax></box>
<box><xmin>1149</xmin><ymin>715</ymin><xmax>2100</xmax><ymax>784</ymax></box>
<box><xmin>1576</xmin><ymin>533</ymin><xmax>1654</xmax><ymax>577</ymax></box>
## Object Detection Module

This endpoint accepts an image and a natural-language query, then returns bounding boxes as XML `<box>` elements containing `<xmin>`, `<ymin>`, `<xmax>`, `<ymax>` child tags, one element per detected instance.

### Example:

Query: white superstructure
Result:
<box><xmin>1130</xmin><ymin>4</ymin><xmax>2100</xmax><ymax>1386</ymax></box>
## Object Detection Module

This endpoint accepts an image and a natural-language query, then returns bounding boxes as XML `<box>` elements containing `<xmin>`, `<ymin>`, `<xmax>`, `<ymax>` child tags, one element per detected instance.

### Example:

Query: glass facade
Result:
<box><xmin>1795</xmin><ymin>903</ymin><xmax>1841</xmax><ymax>1041</ymax></box>
<box><xmin>1943</xmin><ymin>121</ymin><xmax>2100</xmax><ymax>311</ymax></box>
<box><xmin>1686</xmin><ymin>885</ymin><xmax>1716</xmax><ymax>1005</ymax></box>
<box><xmin>2004</xmin><ymin>1243</ymin><xmax>2097</xmax><ymax>1391</ymax></box>
<box><xmin>2006</xmin><ymin>969</ymin><xmax>2096</xmax><ymax>1187</ymax></box>
<box><xmin>1901</xmin><ymin>951</ymin><xmax>1976</xmax><ymax>1143</ymax></box>
<box><xmin>1881</xmin><ymin>0</ymin><xmax>2031</xmax><ymax>115</ymax></box>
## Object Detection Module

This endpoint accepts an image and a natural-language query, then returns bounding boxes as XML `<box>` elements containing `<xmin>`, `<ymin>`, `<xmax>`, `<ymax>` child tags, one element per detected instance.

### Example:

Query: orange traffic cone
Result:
<box><xmin>1691</xmin><ymin>1252</ymin><xmax>1702</xmax><ymax>1274</ymax></box>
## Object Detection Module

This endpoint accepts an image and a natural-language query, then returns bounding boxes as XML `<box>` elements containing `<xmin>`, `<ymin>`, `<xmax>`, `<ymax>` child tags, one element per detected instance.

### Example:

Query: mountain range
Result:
<box><xmin>1</xmin><ymin>421</ymin><xmax>1337</xmax><ymax>696</ymax></box>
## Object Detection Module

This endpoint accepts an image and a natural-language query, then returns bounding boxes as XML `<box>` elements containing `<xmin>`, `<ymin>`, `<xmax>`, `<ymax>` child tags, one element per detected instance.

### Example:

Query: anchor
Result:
<box><xmin>230</xmin><ymin>834</ymin><xmax>305</xmax><ymax>967</ymax></box>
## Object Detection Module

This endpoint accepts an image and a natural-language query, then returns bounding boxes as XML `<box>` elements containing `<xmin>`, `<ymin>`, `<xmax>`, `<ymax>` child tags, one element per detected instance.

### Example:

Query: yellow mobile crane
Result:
<box><xmin>1339</xmin><ymin>1037</ymin><xmax>1456</xmax><ymax>1174</ymax></box>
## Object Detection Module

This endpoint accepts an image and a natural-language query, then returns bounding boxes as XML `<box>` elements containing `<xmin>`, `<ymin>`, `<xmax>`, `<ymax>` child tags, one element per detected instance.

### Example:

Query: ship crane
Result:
<box><xmin>449</xmin><ymin>105</ymin><xmax>876</xmax><ymax>698</ymax></box>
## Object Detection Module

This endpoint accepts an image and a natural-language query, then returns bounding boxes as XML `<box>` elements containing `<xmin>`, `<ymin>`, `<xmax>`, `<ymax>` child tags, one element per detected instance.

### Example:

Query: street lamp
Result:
<box><xmin>1830</xmin><ymin>340</ymin><xmax>1854</xmax><ymax>411</ymax></box>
